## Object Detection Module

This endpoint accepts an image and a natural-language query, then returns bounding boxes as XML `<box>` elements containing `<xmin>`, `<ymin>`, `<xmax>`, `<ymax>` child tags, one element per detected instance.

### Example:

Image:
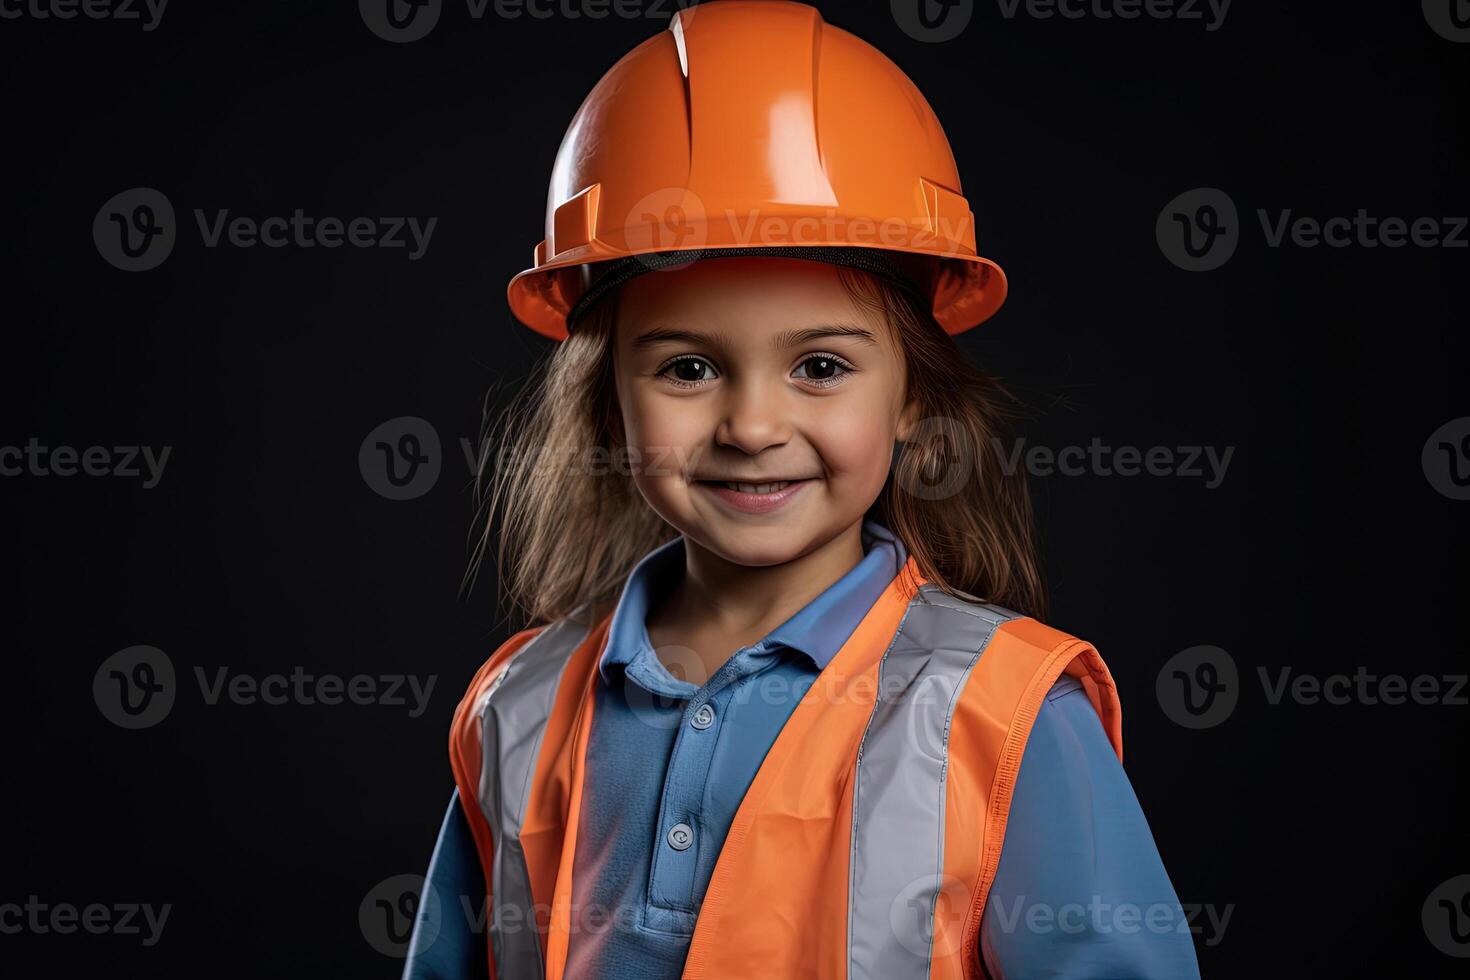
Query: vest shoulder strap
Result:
<box><xmin>446</xmin><ymin>624</ymin><xmax>544</xmax><ymax>980</ymax></box>
<box><xmin>940</xmin><ymin>595</ymin><xmax>1123</xmax><ymax>974</ymax></box>
<box><xmin>446</xmin><ymin>603</ymin><xmax>599</xmax><ymax>980</ymax></box>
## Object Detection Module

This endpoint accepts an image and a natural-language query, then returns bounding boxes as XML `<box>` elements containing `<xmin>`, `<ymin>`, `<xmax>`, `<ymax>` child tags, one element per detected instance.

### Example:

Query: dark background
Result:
<box><xmin>2</xmin><ymin>0</ymin><xmax>1466</xmax><ymax>975</ymax></box>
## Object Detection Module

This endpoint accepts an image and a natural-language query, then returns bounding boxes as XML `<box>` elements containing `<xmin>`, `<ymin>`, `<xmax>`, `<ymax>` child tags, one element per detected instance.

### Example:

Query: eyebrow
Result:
<box><xmin>629</xmin><ymin>323</ymin><xmax>880</xmax><ymax>351</ymax></box>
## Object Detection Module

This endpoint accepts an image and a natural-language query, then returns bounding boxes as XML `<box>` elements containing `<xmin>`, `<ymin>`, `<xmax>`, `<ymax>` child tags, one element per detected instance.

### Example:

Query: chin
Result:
<box><xmin>704</xmin><ymin>536</ymin><xmax>809</xmax><ymax>568</ymax></box>
<box><xmin>671</xmin><ymin>512</ymin><xmax>816</xmax><ymax>567</ymax></box>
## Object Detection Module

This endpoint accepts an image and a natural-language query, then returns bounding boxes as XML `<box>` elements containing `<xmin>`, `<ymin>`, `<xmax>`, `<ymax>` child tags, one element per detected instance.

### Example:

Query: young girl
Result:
<box><xmin>405</xmin><ymin>3</ymin><xmax>1200</xmax><ymax>978</ymax></box>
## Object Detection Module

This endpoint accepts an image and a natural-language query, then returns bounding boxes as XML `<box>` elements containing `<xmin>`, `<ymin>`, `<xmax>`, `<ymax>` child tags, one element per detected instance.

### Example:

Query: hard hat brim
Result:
<box><xmin>507</xmin><ymin>241</ymin><xmax>1006</xmax><ymax>343</ymax></box>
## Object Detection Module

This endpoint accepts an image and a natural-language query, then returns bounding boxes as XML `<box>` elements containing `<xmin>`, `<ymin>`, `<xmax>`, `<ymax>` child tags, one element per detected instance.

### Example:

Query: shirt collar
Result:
<box><xmin>599</xmin><ymin>518</ymin><xmax>908</xmax><ymax>688</ymax></box>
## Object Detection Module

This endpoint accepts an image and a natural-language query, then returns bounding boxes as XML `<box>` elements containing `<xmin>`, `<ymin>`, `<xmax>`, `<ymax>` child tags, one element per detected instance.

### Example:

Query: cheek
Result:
<box><xmin>811</xmin><ymin>400</ymin><xmax>896</xmax><ymax>483</ymax></box>
<box><xmin>621</xmin><ymin>388</ymin><xmax>706</xmax><ymax>475</ymax></box>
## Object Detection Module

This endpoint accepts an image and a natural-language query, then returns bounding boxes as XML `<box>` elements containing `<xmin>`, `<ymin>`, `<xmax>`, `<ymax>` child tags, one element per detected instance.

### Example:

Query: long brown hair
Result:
<box><xmin>463</xmin><ymin>262</ymin><xmax>1046</xmax><ymax>630</ymax></box>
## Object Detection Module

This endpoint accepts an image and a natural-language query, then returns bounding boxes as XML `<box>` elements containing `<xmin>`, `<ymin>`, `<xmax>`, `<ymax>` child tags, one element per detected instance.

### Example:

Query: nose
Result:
<box><xmin>713</xmin><ymin>376</ymin><xmax>792</xmax><ymax>456</ymax></box>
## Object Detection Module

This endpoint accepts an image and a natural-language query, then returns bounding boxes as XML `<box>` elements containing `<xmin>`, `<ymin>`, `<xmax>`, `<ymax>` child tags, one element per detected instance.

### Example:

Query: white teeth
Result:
<box><xmin>722</xmin><ymin>480</ymin><xmax>792</xmax><ymax>494</ymax></box>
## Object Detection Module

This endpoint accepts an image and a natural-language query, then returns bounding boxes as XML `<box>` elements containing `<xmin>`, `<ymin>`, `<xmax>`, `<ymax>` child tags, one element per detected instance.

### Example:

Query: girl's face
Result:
<box><xmin>612</xmin><ymin>256</ymin><xmax>918</xmax><ymax>567</ymax></box>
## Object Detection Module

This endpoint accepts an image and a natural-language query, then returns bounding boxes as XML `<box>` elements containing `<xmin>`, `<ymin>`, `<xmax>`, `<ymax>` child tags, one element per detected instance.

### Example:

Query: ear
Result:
<box><xmin>896</xmin><ymin>392</ymin><xmax>923</xmax><ymax>443</ymax></box>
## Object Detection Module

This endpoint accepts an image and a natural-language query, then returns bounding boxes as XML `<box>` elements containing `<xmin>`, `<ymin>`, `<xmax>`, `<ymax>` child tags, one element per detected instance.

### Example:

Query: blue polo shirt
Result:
<box><xmin>404</xmin><ymin>520</ymin><xmax>1199</xmax><ymax>979</ymax></box>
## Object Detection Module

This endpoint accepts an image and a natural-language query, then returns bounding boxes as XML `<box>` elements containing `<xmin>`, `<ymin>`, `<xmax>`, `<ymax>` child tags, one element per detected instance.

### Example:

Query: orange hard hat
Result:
<box><xmin>506</xmin><ymin>0</ymin><xmax>1008</xmax><ymax>341</ymax></box>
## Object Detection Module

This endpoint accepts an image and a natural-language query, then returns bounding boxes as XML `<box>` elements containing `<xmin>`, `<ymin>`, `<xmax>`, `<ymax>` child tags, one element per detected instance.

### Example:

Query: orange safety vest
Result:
<box><xmin>449</xmin><ymin>555</ymin><xmax>1122</xmax><ymax>979</ymax></box>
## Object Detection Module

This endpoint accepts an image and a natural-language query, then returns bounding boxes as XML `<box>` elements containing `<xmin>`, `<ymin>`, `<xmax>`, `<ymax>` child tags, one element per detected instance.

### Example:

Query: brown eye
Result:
<box><xmin>657</xmin><ymin>355</ymin><xmax>718</xmax><ymax>387</ymax></box>
<box><xmin>805</xmin><ymin>357</ymin><xmax>839</xmax><ymax>380</ymax></box>
<box><xmin>793</xmin><ymin>353</ymin><xmax>854</xmax><ymax>387</ymax></box>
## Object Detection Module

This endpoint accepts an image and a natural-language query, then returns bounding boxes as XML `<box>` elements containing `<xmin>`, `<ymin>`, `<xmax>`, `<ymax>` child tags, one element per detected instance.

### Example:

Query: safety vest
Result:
<box><xmin>448</xmin><ymin>555</ymin><xmax>1122</xmax><ymax>979</ymax></box>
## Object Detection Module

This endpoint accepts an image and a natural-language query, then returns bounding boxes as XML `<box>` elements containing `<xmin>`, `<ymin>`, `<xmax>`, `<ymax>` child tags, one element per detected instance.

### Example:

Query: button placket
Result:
<box><xmin>645</xmin><ymin>651</ymin><xmax>760</xmax><ymax>914</ymax></box>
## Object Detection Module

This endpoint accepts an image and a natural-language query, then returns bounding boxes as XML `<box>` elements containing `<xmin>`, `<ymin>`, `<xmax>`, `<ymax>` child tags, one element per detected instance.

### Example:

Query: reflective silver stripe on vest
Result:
<box><xmin>846</xmin><ymin>584</ymin><xmax>1019</xmax><ymax>979</ymax></box>
<box><xmin>476</xmin><ymin>610</ymin><xmax>591</xmax><ymax>979</ymax></box>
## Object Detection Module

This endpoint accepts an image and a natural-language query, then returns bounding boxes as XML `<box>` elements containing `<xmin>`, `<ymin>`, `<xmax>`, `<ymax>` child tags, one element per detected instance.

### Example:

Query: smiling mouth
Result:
<box><xmin>696</xmin><ymin>478</ymin><xmax>812</xmax><ymax>495</ymax></box>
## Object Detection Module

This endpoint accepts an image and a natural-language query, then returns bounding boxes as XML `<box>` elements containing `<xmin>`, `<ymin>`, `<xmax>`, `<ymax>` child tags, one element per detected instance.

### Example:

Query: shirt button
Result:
<box><xmin>690</xmin><ymin>703</ymin><xmax>715</xmax><ymax>730</ymax></box>
<box><xmin>666</xmin><ymin>823</ymin><xmax>694</xmax><ymax>851</ymax></box>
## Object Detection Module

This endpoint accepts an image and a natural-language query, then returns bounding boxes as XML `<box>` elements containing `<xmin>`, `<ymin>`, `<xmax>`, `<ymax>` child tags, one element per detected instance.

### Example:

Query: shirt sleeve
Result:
<box><xmin>403</xmin><ymin>788</ymin><xmax>491</xmax><ymax>980</ymax></box>
<box><xmin>979</xmin><ymin>676</ymin><xmax>1202</xmax><ymax>980</ymax></box>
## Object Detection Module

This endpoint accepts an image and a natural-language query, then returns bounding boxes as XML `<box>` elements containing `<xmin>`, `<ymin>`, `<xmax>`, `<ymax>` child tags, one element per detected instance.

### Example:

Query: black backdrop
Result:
<box><xmin>3</xmin><ymin>0</ymin><xmax>1467</xmax><ymax>975</ymax></box>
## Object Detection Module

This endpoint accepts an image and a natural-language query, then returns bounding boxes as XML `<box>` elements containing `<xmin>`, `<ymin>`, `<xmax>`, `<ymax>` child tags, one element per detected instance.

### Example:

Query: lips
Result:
<box><xmin>710</xmin><ymin>480</ymin><xmax>795</xmax><ymax>495</ymax></box>
<box><xmin>693</xmin><ymin>477</ymin><xmax>814</xmax><ymax>514</ymax></box>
